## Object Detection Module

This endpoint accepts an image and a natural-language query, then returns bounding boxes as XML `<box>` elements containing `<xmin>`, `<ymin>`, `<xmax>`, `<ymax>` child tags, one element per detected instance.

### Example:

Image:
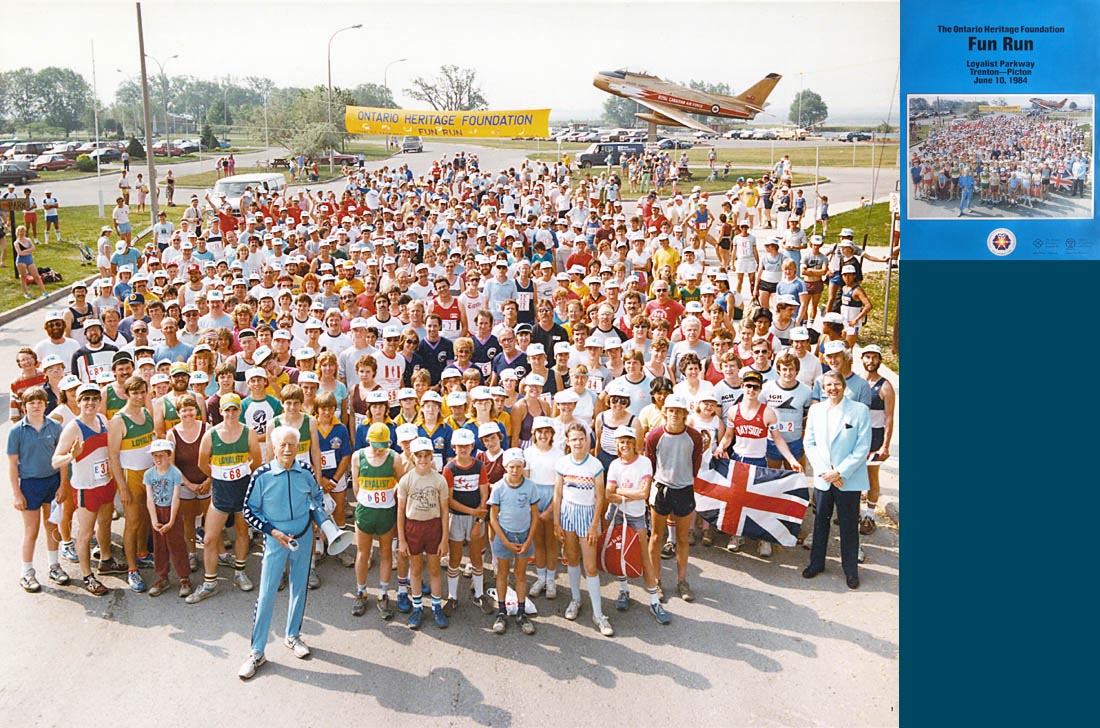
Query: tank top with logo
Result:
<box><xmin>356</xmin><ymin>448</ymin><xmax>397</xmax><ymax>509</ymax></box>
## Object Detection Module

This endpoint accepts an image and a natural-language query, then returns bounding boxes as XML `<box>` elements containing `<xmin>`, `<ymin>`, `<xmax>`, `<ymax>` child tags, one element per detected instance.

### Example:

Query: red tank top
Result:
<box><xmin>731</xmin><ymin>402</ymin><xmax>768</xmax><ymax>459</ymax></box>
<box><xmin>431</xmin><ymin>296</ymin><xmax>462</xmax><ymax>338</ymax></box>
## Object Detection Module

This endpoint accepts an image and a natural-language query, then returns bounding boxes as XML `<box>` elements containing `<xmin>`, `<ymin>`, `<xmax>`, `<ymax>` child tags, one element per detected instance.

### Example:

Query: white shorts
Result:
<box><xmin>448</xmin><ymin>513</ymin><xmax>482</xmax><ymax>543</ymax></box>
<box><xmin>735</xmin><ymin>257</ymin><xmax>757</xmax><ymax>274</ymax></box>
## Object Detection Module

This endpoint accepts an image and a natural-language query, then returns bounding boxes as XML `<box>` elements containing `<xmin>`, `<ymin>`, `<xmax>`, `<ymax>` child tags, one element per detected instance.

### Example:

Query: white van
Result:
<box><xmin>207</xmin><ymin>172</ymin><xmax>287</xmax><ymax>213</ymax></box>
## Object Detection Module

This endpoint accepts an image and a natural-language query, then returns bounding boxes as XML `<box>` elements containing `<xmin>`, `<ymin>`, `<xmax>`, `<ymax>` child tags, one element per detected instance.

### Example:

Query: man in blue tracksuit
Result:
<box><xmin>239</xmin><ymin>424</ymin><xmax>330</xmax><ymax>680</ymax></box>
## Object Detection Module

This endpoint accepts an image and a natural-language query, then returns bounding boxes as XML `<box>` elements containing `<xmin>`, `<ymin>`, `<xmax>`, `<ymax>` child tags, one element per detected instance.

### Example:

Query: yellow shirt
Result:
<box><xmin>653</xmin><ymin>245</ymin><xmax>680</xmax><ymax>275</ymax></box>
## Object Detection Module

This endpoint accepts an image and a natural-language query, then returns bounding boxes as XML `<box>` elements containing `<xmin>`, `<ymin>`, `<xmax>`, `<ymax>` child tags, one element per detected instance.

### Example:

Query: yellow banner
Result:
<box><xmin>979</xmin><ymin>105</ymin><xmax>1021</xmax><ymax>112</ymax></box>
<box><xmin>344</xmin><ymin>106</ymin><xmax>550</xmax><ymax>138</ymax></box>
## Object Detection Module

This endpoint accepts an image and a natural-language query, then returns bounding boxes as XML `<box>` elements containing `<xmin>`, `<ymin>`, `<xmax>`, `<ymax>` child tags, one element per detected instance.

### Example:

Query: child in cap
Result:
<box><xmin>442</xmin><ymin>428</ymin><xmax>491</xmax><ymax>616</ymax></box>
<box><xmin>143</xmin><ymin>439</ymin><xmax>190</xmax><ymax>596</ymax></box>
<box><xmin>488</xmin><ymin>448</ymin><xmax>539</xmax><ymax>635</ymax></box>
<box><xmin>396</xmin><ymin>437</ymin><xmax>450</xmax><ymax>630</ymax></box>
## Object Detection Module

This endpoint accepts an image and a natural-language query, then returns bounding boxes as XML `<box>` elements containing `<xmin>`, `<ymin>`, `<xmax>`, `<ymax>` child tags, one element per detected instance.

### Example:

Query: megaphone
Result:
<box><xmin>319</xmin><ymin>519</ymin><xmax>355</xmax><ymax>556</ymax></box>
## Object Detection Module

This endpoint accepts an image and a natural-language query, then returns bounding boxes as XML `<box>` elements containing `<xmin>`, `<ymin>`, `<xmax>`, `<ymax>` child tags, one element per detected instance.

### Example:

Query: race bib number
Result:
<box><xmin>212</xmin><ymin>463</ymin><xmax>251</xmax><ymax>481</ymax></box>
<box><xmin>92</xmin><ymin>457</ymin><xmax>110</xmax><ymax>486</ymax></box>
<box><xmin>357</xmin><ymin>487</ymin><xmax>395</xmax><ymax>508</ymax></box>
<box><xmin>87</xmin><ymin>362</ymin><xmax>109</xmax><ymax>381</ymax></box>
<box><xmin>442</xmin><ymin>318</ymin><xmax>459</xmax><ymax>334</ymax></box>
<box><xmin>516</xmin><ymin>292</ymin><xmax>533</xmax><ymax>312</ymax></box>
<box><xmin>354</xmin><ymin>412</ymin><xmax>369</xmax><ymax>432</ymax></box>
<box><xmin>321</xmin><ymin>449</ymin><xmax>337</xmax><ymax>471</ymax></box>
<box><xmin>772</xmin><ymin>421</ymin><xmax>795</xmax><ymax>433</ymax></box>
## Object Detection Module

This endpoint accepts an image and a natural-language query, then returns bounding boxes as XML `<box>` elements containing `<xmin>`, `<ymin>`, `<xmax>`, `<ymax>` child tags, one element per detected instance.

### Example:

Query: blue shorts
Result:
<box><xmin>20</xmin><ymin>473</ymin><xmax>61</xmax><ymax>511</ymax></box>
<box><xmin>16</xmin><ymin>255</ymin><xmax>32</xmax><ymax>266</ymax></box>
<box><xmin>212</xmin><ymin>477</ymin><xmax>249</xmax><ymax>514</ymax></box>
<box><xmin>766</xmin><ymin>437</ymin><xmax>804</xmax><ymax>462</ymax></box>
<box><xmin>560</xmin><ymin>501</ymin><xmax>596</xmax><ymax>537</ymax></box>
<box><xmin>492</xmin><ymin>528</ymin><xmax>533</xmax><ymax>560</ymax></box>
<box><xmin>732</xmin><ymin>453</ymin><xmax>768</xmax><ymax>468</ymax></box>
<box><xmin>117</xmin><ymin>222</ymin><xmax>132</xmax><ymax>234</ymax></box>
<box><xmin>534</xmin><ymin>483</ymin><xmax>554</xmax><ymax>514</ymax></box>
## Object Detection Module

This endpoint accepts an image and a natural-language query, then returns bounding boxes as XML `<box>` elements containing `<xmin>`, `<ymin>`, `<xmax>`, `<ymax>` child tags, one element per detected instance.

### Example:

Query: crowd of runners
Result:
<box><xmin>909</xmin><ymin>113</ymin><xmax>1091</xmax><ymax>215</ymax></box>
<box><xmin>6</xmin><ymin>150</ymin><xmax>894</xmax><ymax>675</ymax></box>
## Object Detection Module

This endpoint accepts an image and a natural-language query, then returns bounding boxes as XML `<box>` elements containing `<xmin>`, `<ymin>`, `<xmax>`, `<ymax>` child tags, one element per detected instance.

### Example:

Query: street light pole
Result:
<box><xmin>327</xmin><ymin>23</ymin><xmax>362</xmax><ymax>172</ymax></box>
<box><xmin>264</xmin><ymin>90</ymin><xmax>270</xmax><ymax>149</ymax></box>
<box><xmin>383</xmin><ymin>58</ymin><xmax>407</xmax><ymax>95</ymax></box>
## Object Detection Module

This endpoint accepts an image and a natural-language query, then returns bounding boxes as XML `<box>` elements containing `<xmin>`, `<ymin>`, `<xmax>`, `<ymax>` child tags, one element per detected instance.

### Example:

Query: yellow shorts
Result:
<box><xmin>124</xmin><ymin>469</ymin><xmax>147</xmax><ymax>500</ymax></box>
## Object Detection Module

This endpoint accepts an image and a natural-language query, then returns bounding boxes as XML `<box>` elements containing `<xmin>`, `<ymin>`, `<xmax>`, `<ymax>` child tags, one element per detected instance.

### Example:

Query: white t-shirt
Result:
<box><xmin>607</xmin><ymin>454</ymin><xmax>652</xmax><ymax>518</ymax></box>
<box><xmin>555</xmin><ymin>453</ymin><xmax>604</xmax><ymax>507</ymax></box>
<box><xmin>523</xmin><ymin>443</ymin><xmax>562</xmax><ymax>487</ymax></box>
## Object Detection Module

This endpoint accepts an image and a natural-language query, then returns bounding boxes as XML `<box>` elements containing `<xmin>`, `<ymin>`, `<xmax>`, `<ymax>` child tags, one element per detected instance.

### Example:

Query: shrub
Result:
<box><xmin>75</xmin><ymin>154</ymin><xmax>96</xmax><ymax>172</ymax></box>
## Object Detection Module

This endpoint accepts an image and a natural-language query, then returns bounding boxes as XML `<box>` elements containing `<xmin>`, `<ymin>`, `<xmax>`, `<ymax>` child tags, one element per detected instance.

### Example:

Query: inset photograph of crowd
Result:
<box><xmin>906</xmin><ymin>94</ymin><xmax>1093</xmax><ymax>219</ymax></box>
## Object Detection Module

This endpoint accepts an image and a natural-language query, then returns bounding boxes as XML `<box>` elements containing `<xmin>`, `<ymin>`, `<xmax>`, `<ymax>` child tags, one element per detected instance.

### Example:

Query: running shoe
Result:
<box><xmin>727</xmin><ymin>536</ymin><xmax>742</xmax><ymax>553</ymax></box>
<box><xmin>47</xmin><ymin>565</ymin><xmax>70</xmax><ymax>586</ymax></box>
<box><xmin>544</xmin><ymin>579</ymin><xmax>557</xmax><ymax>600</ymax></box>
<box><xmin>218</xmin><ymin>553</ymin><xmax>235</xmax><ymax>569</ymax></box>
<box><xmin>758</xmin><ymin>541</ymin><xmax>773</xmax><ymax>558</ymax></box>
<box><xmin>20</xmin><ymin>571</ymin><xmax>41</xmax><ymax>593</ymax></box>
<box><xmin>528</xmin><ymin>577</ymin><xmax>545</xmax><ymax>597</ymax></box>
<box><xmin>396</xmin><ymin>591</ymin><xmax>412</xmax><ymax>613</ymax></box>
<box><xmin>493</xmin><ymin>613</ymin><xmax>508</xmax><ymax>634</ymax></box>
<box><xmin>408</xmin><ymin>607</ymin><xmax>423</xmax><ymax>630</ymax></box>
<box><xmin>594</xmin><ymin>615</ymin><xmax>615</xmax><ymax>637</ymax></box>
<box><xmin>307</xmin><ymin>568</ymin><xmax>320</xmax><ymax>590</ymax></box>
<box><xmin>701</xmin><ymin>529</ymin><xmax>715</xmax><ymax>547</ymax></box>
<box><xmin>858</xmin><ymin>545</ymin><xmax>866</xmax><ymax>564</ymax></box>
<box><xmin>136</xmin><ymin>554</ymin><xmax>155</xmax><ymax>570</ymax></box>
<box><xmin>233</xmin><ymin>571</ymin><xmax>254</xmax><ymax>591</ymax></box>
<box><xmin>564</xmin><ymin>600</ymin><xmax>581</xmax><ymax>621</ymax></box>
<box><xmin>97</xmin><ymin>557</ymin><xmax>126</xmax><ymax>576</ymax></box>
<box><xmin>677</xmin><ymin>579</ymin><xmax>695</xmax><ymax>602</ymax></box>
<box><xmin>442</xmin><ymin>597</ymin><xmax>458</xmax><ymax>617</ymax></box>
<box><xmin>517</xmin><ymin>613</ymin><xmax>536</xmax><ymax>636</ymax></box>
<box><xmin>433</xmin><ymin>605</ymin><xmax>448</xmax><ymax>629</ymax></box>
<box><xmin>284</xmin><ymin>636</ymin><xmax>311</xmax><ymax>659</ymax></box>
<box><xmin>657</xmin><ymin>580</ymin><xmax>667</xmax><ymax>603</ymax></box>
<box><xmin>859</xmin><ymin>513</ymin><xmax>877</xmax><ymax>536</ymax></box>
<box><xmin>660</xmin><ymin>542</ymin><xmax>675</xmax><ymax>560</ymax></box>
<box><xmin>377</xmin><ymin>594</ymin><xmax>395</xmax><ymax>620</ymax></box>
<box><xmin>615</xmin><ymin>590</ymin><xmax>630</xmax><ymax>612</ymax></box>
<box><xmin>128</xmin><ymin>571</ymin><xmax>147</xmax><ymax>592</ymax></box>
<box><xmin>472</xmin><ymin>594</ymin><xmax>494</xmax><ymax>615</ymax></box>
<box><xmin>83</xmin><ymin>575</ymin><xmax>108</xmax><ymax>596</ymax></box>
<box><xmin>178</xmin><ymin>579</ymin><xmax>193</xmax><ymax>598</ymax></box>
<box><xmin>649</xmin><ymin>602</ymin><xmax>671</xmax><ymax>625</ymax></box>
<box><xmin>238</xmin><ymin>652</ymin><xmax>266</xmax><ymax>680</ymax></box>
<box><xmin>352</xmin><ymin>593</ymin><xmax>368</xmax><ymax>617</ymax></box>
<box><xmin>687</xmin><ymin>529</ymin><xmax>697</xmax><ymax>546</ymax></box>
<box><xmin>338</xmin><ymin>549</ymin><xmax>356</xmax><ymax>568</ymax></box>
<box><xmin>61</xmin><ymin>541</ymin><xmax>78</xmax><ymax>563</ymax></box>
<box><xmin>147</xmin><ymin>578</ymin><xmax>170</xmax><ymax>597</ymax></box>
<box><xmin>188</xmin><ymin>553</ymin><xmax>200</xmax><ymax>573</ymax></box>
<box><xmin>185</xmin><ymin>581</ymin><xmax>216</xmax><ymax>603</ymax></box>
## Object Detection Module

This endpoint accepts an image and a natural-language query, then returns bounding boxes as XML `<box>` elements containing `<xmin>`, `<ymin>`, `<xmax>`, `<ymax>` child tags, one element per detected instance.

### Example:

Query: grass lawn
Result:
<box><xmin>0</xmin><ymin>203</ymin><xmax>189</xmax><ymax>312</ymax></box>
<box><xmin>532</xmin><ymin>159</ymin><xmax>824</xmax><ymax>190</ymax></box>
<box><xmin>859</xmin><ymin>269</ymin><xmax>900</xmax><ymax>373</ymax></box>
<box><xmin>806</xmin><ymin>201</ymin><xmax>893</xmax><ymax>246</ymax></box>
<box><xmin>678</xmin><ymin>144</ymin><xmax>899</xmax><ymax>168</ymax></box>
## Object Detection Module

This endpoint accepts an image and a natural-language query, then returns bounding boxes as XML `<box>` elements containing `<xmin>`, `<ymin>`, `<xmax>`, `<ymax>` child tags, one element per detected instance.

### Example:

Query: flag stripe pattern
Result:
<box><xmin>694</xmin><ymin>457</ymin><xmax>810</xmax><ymax>546</ymax></box>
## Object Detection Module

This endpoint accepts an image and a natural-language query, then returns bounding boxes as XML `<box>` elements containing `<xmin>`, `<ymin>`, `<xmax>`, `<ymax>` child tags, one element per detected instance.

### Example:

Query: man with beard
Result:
<box><xmin>532</xmin><ymin>300</ymin><xmax>569</xmax><ymax>356</ymax></box>
<box><xmin>71</xmin><ymin>319</ymin><xmax>118</xmax><ymax>383</ymax></box>
<box><xmin>35</xmin><ymin>312</ymin><xmax>81</xmax><ymax>376</ymax></box>
<box><xmin>153</xmin><ymin>362</ymin><xmax>207</xmax><ymax>436</ymax></box>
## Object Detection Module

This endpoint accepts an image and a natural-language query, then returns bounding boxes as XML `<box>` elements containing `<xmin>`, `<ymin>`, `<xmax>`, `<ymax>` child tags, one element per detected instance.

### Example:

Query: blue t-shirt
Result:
<box><xmin>110</xmin><ymin>248</ymin><xmax>142</xmax><ymax>270</ymax></box>
<box><xmin>155</xmin><ymin>341</ymin><xmax>194</xmax><ymax>363</ymax></box>
<box><xmin>317</xmin><ymin>422</ymin><xmax>351</xmax><ymax>480</ymax></box>
<box><xmin>144</xmin><ymin>464</ymin><xmax>183</xmax><ymax>508</ymax></box>
<box><xmin>488</xmin><ymin>477</ymin><xmax>538</xmax><ymax>532</ymax></box>
<box><xmin>6</xmin><ymin>417</ymin><xmax>63</xmax><ymax>479</ymax></box>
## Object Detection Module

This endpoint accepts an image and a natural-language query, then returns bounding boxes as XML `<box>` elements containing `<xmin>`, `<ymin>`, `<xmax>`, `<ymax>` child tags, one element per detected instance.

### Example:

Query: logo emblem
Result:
<box><xmin>710</xmin><ymin>104</ymin><xmax>721</xmax><ymax>114</ymax></box>
<box><xmin>987</xmin><ymin>228</ymin><xmax>1016</xmax><ymax>257</ymax></box>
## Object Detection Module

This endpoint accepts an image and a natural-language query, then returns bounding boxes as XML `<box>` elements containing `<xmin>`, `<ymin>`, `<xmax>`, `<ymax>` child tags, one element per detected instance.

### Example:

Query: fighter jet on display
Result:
<box><xmin>1029</xmin><ymin>97</ymin><xmax>1068</xmax><ymax>111</ymax></box>
<box><xmin>593</xmin><ymin>69</ymin><xmax>781</xmax><ymax>134</ymax></box>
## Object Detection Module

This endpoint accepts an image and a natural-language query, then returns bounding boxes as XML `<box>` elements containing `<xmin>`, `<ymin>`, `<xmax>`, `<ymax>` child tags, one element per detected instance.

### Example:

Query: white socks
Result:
<box><xmin>568</xmin><ymin>565</ymin><xmax>582</xmax><ymax>601</ymax></box>
<box><xmin>586</xmin><ymin>575</ymin><xmax>604</xmax><ymax>620</ymax></box>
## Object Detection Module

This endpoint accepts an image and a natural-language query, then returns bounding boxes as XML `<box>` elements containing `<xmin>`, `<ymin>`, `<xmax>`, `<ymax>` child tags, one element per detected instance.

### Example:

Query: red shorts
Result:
<box><xmin>405</xmin><ymin>517</ymin><xmax>442</xmax><ymax>556</ymax></box>
<box><xmin>76</xmin><ymin>482</ymin><xmax>116</xmax><ymax>512</ymax></box>
<box><xmin>805</xmin><ymin>280</ymin><xmax>824</xmax><ymax>295</ymax></box>
<box><xmin>23</xmin><ymin>212</ymin><xmax>37</xmax><ymax>223</ymax></box>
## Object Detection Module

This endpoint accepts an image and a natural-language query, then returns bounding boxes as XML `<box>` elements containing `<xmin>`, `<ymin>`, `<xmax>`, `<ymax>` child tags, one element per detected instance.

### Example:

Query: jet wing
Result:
<box><xmin>633</xmin><ymin>98</ymin><xmax>717</xmax><ymax>134</ymax></box>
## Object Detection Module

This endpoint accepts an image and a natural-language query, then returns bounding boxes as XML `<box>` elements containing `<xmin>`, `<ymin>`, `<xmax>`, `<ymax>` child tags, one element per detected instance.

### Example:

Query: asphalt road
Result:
<box><xmin>2</xmin><ymin>141</ymin><xmax>899</xmax><ymax>726</ymax></box>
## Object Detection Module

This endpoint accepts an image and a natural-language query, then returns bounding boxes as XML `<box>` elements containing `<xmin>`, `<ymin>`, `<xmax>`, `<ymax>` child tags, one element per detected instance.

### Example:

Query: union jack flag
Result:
<box><xmin>694</xmin><ymin>458</ymin><xmax>810</xmax><ymax>546</ymax></box>
<box><xmin>1051</xmin><ymin>169</ymin><xmax>1074</xmax><ymax>191</ymax></box>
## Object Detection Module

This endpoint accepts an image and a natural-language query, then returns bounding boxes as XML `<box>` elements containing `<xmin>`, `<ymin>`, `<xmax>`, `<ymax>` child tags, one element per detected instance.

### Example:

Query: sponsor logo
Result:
<box><xmin>987</xmin><ymin>227</ymin><xmax>1016</xmax><ymax>256</ymax></box>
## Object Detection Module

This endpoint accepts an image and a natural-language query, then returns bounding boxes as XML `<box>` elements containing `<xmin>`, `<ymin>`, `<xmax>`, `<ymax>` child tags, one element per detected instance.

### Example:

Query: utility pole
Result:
<box><xmin>136</xmin><ymin>2</ymin><xmax>159</xmax><ymax>223</ymax></box>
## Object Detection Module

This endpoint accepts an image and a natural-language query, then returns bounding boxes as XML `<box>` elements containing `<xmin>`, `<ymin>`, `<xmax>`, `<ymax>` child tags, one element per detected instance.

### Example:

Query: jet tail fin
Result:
<box><xmin>734</xmin><ymin>73</ymin><xmax>782</xmax><ymax>110</ymax></box>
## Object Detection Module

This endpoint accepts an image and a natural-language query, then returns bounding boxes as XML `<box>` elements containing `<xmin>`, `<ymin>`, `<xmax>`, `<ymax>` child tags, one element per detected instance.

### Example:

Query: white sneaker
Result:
<box><xmin>528</xmin><ymin>577</ymin><xmax>545</xmax><ymax>597</ymax></box>
<box><xmin>233</xmin><ymin>570</ymin><xmax>254</xmax><ymax>591</ymax></box>
<box><xmin>238</xmin><ymin>652</ymin><xmax>266</xmax><ymax>680</ymax></box>
<box><xmin>727</xmin><ymin>536</ymin><xmax>742</xmax><ymax>553</ymax></box>
<box><xmin>564</xmin><ymin>600</ymin><xmax>581</xmax><ymax>621</ymax></box>
<box><xmin>545</xmin><ymin>578</ymin><xmax>557</xmax><ymax>599</ymax></box>
<box><xmin>594</xmin><ymin>615</ymin><xmax>615</xmax><ymax>637</ymax></box>
<box><xmin>857</xmin><ymin>545</ymin><xmax>866</xmax><ymax>564</ymax></box>
<box><xmin>758</xmin><ymin>541</ymin><xmax>773</xmax><ymax>558</ymax></box>
<box><xmin>284</xmin><ymin>635</ymin><xmax>311</xmax><ymax>659</ymax></box>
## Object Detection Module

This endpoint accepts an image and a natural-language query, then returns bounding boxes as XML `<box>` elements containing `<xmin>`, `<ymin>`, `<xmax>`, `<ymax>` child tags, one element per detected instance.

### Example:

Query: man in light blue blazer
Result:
<box><xmin>802</xmin><ymin>370</ymin><xmax>871</xmax><ymax>589</ymax></box>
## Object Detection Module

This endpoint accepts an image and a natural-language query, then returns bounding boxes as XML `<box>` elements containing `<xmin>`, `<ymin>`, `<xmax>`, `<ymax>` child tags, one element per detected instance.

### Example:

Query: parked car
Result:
<box><xmin>206</xmin><ymin>172</ymin><xmax>287</xmax><ymax>214</ymax></box>
<box><xmin>660</xmin><ymin>137</ymin><xmax>693</xmax><ymax>149</ymax></box>
<box><xmin>47</xmin><ymin>142</ymin><xmax>82</xmax><ymax>158</ymax></box>
<box><xmin>326</xmin><ymin>151</ymin><xmax>358</xmax><ymax>165</ymax></box>
<box><xmin>176</xmin><ymin>140</ymin><xmax>200</xmax><ymax>154</ymax></box>
<box><xmin>845</xmin><ymin>131</ymin><xmax>872</xmax><ymax>142</ymax></box>
<box><xmin>217</xmin><ymin>138</ymin><xmax>232</xmax><ymax>149</ymax></box>
<box><xmin>751</xmin><ymin>129</ymin><xmax>777</xmax><ymax>140</ymax></box>
<box><xmin>4</xmin><ymin>142</ymin><xmax>51</xmax><ymax>160</ymax></box>
<box><xmin>30</xmin><ymin>154</ymin><xmax>75</xmax><ymax>172</ymax></box>
<box><xmin>401</xmin><ymin>136</ymin><xmax>423</xmax><ymax>153</ymax></box>
<box><xmin>151</xmin><ymin>141</ymin><xmax>184</xmax><ymax>156</ymax></box>
<box><xmin>0</xmin><ymin>163</ymin><xmax>39</xmax><ymax>185</ymax></box>
<box><xmin>577</xmin><ymin>142</ymin><xmax>645</xmax><ymax>168</ymax></box>
<box><xmin>692</xmin><ymin>130</ymin><xmax>718</xmax><ymax>140</ymax></box>
<box><xmin>87</xmin><ymin>147</ymin><xmax>121</xmax><ymax>162</ymax></box>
